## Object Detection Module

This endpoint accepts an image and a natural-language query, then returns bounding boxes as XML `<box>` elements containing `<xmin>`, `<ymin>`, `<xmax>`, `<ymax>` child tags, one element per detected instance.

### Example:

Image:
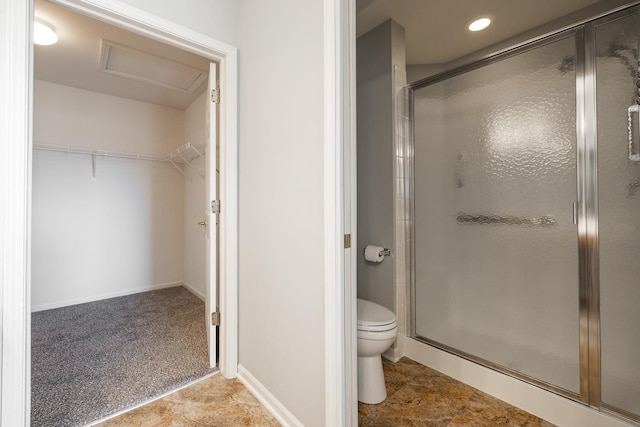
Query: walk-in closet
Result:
<box><xmin>31</xmin><ymin>1</ymin><xmax>218</xmax><ymax>425</ymax></box>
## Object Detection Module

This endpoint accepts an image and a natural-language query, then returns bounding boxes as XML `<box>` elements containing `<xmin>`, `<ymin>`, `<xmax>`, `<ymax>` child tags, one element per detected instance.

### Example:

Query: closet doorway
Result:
<box><xmin>31</xmin><ymin>0</ymin><xmax>221</xmax><ymax>424</ymax></box>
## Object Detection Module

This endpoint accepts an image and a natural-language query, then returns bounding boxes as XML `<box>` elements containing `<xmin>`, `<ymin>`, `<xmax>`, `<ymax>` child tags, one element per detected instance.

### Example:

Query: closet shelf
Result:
<box><xmin>33</xmin><ymin>144</ymin><xmax>165</xmax><ymax>162</ymax></box>
<box><xmin>165</xmin><ymin>142</ymin><xmax>205</xmax><ymax>180</ymax></box>
<box><xmin>165</xmin><ymin>142</ymin><xmax>205</xmax><ymax>164</ymax></box>
<box><xmin>33</xmin><ymin>142</ymin><xmax>206</xmax><ymax>181</ymax></box>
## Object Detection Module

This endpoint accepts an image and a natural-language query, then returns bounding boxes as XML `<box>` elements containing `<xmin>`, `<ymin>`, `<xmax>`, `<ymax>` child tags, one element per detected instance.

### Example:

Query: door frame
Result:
<box><xmin>0</xmin><ymin>0</ymin><xmax>238</xmax><ymax>424</ymax></box>
<box><xmin>206</xmin><ymin>62</ymin><xmax>220</xmax><ymax>369</ymax></box>
<box><xmin>324</xmin><ymin>0</ymin><xmax>358</xmax><ymax>425</ymax></box>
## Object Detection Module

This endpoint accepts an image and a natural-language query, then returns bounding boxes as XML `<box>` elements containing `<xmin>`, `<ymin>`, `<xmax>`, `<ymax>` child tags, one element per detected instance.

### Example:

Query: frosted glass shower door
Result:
<box><xmin>412</xmin><ymin>34</ymin><xmax>581</xmax><ymax>394</ymax></box>
<box><xmin>595</xmin><ymin>11</ymin><xmax>640</xmax><ymax>418</ymax></box>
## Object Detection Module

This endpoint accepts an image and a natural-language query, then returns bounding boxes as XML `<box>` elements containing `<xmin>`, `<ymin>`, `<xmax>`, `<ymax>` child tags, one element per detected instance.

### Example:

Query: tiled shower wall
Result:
<box><xmin>389</xmin><ymin>66</ymin><xmax>411</xmax><ymax>360</ymax></box>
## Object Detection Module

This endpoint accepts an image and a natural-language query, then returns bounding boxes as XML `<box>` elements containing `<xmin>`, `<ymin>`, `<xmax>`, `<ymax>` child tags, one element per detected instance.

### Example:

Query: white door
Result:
<box><xmin>205</xmin><ymin>62</ymin><xmax>218</xmax><ymax>368</ymax></box>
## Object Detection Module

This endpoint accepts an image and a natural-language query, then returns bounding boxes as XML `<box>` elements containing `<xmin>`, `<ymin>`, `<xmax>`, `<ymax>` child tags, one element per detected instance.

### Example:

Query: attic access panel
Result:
<box><xmin>100</xmin><ymin>40</ymin><xmax>207</xmax><ymax>93</ymax></box>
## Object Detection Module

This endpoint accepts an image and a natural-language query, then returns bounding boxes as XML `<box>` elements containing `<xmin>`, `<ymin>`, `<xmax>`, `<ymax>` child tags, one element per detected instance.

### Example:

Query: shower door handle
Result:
<box><xmin>627</xmin><ymin>105</ymin><xmax>640</xmax><ymax>162</ymax></box>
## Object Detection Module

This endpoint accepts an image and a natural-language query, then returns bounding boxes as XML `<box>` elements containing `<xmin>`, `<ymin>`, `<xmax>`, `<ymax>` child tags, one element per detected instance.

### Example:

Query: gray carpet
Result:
<box><xmin>31</xmin><ymin>286</ymin><xmax>215</xmax><ymax>427</ymax></box>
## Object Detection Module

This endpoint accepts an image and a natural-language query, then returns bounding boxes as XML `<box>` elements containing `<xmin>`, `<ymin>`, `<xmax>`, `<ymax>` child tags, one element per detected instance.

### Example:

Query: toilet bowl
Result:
<box><xmin>357</xmin><ymin>298</ymin><xmax>398</xmax><ymax>404</ymax></box>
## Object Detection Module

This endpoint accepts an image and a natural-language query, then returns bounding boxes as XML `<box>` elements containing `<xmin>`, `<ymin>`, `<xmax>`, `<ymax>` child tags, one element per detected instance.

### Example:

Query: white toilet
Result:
<box><xmin>357</xmin><ymin>298</ymin><xmax>398</xmax><ymax>404</ymax></box>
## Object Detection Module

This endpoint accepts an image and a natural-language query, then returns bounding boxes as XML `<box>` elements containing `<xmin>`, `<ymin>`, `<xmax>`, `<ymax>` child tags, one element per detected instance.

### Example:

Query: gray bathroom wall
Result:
<box><xmin>406</xmin><ymin>64</ymin><xmax>445</xmax><ymax>84</ymax></box>
<box><xmin>357</xmin><ymin>19</ymin><xmax>405</xmax><ymax>312</ymax></box>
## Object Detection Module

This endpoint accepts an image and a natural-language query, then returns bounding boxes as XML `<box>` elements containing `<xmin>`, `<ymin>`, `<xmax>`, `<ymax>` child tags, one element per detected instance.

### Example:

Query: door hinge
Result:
<box><xmin>211</xmin><ymin>87</ymin><xmax>220</xmax><ymax>104</ymax></box>
<box><xmin>344</xmin><ymin>234</ymin><xmax>351</xmax><ymax>249</ymax></box>
<box><xmin>211</xmin><ymin>312</ymin><xmax>220</xmax><ymax>326</ymax></box>
<box><xmin>211</xmin><ymin>200</ymin><xmax>221</xmax><ymax>214</ymax></box>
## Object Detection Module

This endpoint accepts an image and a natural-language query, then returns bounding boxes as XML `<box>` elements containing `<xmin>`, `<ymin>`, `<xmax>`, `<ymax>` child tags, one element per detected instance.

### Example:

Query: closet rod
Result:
<box><xmin>33</xmin><ymin>144</ymin><xmax>166</xmax><ymax>162</ymax></box>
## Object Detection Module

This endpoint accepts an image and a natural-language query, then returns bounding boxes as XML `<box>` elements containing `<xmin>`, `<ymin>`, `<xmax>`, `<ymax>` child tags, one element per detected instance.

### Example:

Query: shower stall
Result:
<box><xmin>409</xmin><ymin>5</ymin><xmax>640</xmax><ymax>424</ymax></box>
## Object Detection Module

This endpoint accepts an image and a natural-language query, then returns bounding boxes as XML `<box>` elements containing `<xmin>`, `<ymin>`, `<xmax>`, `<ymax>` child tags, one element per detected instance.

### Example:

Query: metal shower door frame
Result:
<box><xmin>406</xmin><ymin>3</ymin><xmax>640</xmax><ymax>424</ymax></box>
<box><xmin>583</xmin><ymin>6</ymin><xmax>640</xmax><ymax>423</ymax></box>
<box><xmin>408</xmin><ymin>26</ymin><xmax>587</xmax><ymax>404</ymax></box>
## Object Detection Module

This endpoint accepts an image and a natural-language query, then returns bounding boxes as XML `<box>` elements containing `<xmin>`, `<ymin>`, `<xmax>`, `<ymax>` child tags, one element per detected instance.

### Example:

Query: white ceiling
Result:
<box><xmin>36</xmin><ymin>0</ymin><xmax>604</xmax><ymax>107</ymax></box>
<box><xmin>34</xmin><ymin>0</ymin><xmax>210</xmax><ymax>110</ymax></box>
<box><xmin>356</xmin><ymin>0</ymin><xmax>603</xmax><ymax>64</ymax></box>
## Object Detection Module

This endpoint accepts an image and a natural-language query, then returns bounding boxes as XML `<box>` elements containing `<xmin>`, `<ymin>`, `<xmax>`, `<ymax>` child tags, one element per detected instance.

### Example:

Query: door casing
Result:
<box><xmin>0</xmin><ymin>0</ymin><xmax>239</xmax><ymax>425</ymax></box>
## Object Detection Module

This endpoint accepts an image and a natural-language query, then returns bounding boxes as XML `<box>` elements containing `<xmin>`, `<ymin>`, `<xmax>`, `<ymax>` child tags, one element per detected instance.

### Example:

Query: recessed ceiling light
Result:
<box><xmin>467</xmin><ymin>17</ymin><xmax>492</xmax><ymax>32</ymax></box>
<box><xmin>34</xmin><ymin>19</ymin><xmax>58</xmax><ymax>46</ymax></box>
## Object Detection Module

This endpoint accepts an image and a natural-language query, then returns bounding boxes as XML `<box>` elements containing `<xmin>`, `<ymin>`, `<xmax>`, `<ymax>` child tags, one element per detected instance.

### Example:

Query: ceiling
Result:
<box><xmin>36</xmin><ymin>0</ymin><xmax>605</xmax><ymax>106</ymax></box>
<box><xmin>34</xmin><ymin>0</ymin><xmax>210</xmax><ymax>110</ymax></box>
<box><xmin>356</xmin><ymin>0</ymin><xmax>603</xmax><ymax>64</ymax></box>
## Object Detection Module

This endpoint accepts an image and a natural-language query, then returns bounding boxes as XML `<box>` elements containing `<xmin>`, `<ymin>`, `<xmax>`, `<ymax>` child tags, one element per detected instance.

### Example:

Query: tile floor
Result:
<box><xmin>98</xmin><ymin>357</ymin><xmax>554</xmax><ymax>426</ymax></box>
<box><xmin>96</xmin><ymin>374</ymin><xmax>279</xmax><ymax>427</ymax></box>
<box><xmin>359</xmin><ymin>357</ymin><xmax>555</xmax><ymax>426</ymax></box>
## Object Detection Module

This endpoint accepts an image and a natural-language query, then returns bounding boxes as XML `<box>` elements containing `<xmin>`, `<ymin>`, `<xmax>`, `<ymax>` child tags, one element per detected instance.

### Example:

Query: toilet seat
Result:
<box><xmin>357</xmin><ymin>325</ymin><xmax>398</xmax><ymax>340</ymax></box>
<box><xmin>357</xmin><ymin>320</ymin><xmax>397</xmax><ymax>332</ymax></box>
<box><xmin>357</xmin><ymin>298</ymin><xmax>397</xmax><ymax>332</ymax></box>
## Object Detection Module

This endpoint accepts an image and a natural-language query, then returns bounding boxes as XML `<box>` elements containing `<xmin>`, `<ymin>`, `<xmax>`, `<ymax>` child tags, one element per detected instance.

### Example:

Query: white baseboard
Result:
<box><xmin>401</xmin><ymin>335</ymin><xmax>633</xmax><ymax>427</ymax></box>
<box><xmin>31</xmin><ymin>281</ymin><xmax>183</xmax><ymax>312</ymax></box>
<box><xmin>237</xmin><ymin>364</ymin><xmax>304</xmax><ymax>427</ymax></box>
<box><xmin>181</xmin><ymin>281</ymin><xmax>205</xmax><ymax>301</ymax></box>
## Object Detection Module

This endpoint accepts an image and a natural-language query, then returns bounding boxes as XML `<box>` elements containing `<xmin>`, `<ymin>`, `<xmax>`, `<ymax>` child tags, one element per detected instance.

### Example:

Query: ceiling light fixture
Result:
<box><xmin>467</xmin><ymin>16</ymin><xmax>492</xmax><ymax>32</ymax></box>
<box><xmin>34</xmin><ymin>19</ymin><xmax>58</xmax><ymax>46</ymax></box>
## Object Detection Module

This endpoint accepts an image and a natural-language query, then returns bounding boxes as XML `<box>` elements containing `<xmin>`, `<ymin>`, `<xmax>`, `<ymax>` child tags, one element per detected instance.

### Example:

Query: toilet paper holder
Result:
<box><xmin>364</xmin><ymin>247</ymin><xmax>391</xmax><ymax>257</ymax></box>
<box><xmin>363</xmin><ymin>245</ymin><xmax>392</xmax><ymax>263</ymax></box>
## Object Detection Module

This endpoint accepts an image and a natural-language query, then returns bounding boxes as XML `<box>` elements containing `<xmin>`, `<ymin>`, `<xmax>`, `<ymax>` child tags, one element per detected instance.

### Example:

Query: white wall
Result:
<box><xmin>117</xmin><ymin>0</ymin><xmax>238</xmax><ymax>47</ymax></box>
<box><xmin>31</xmin><ymin>80</ymin><xmax>186</xmax><ymax>310</ymax></box>
<box><xmin>33</xmin><ymin>80</ymin><xmax>183</xmax><ymax>155</ymax></box>
<box><xmin>237</xmin><ymin>0</ymin><xmax>326</xmax><ymax>425</ymax></box>
<box><xmin>183</xmin><ymin>91</ymin><xmax>207</xmax><ymax>299</ymax></box>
